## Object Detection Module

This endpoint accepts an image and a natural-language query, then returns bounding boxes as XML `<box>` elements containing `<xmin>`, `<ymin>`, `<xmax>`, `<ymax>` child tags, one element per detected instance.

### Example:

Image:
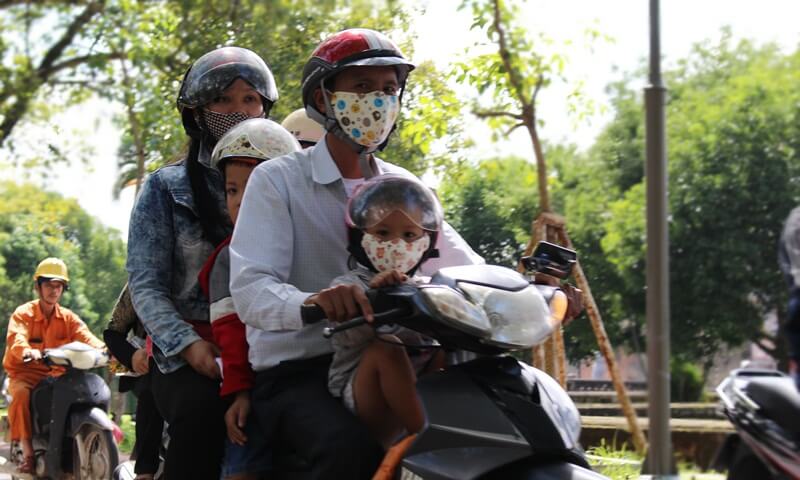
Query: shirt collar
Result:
<box><xmin>310</xmin><ymin>136</ymin><xmax>384</xmax><ymax>185</ymax></box>
<box><xmin>34</xmin><ymin>301</ymin><xmax>62</xmax><ymax>322</ymax></box>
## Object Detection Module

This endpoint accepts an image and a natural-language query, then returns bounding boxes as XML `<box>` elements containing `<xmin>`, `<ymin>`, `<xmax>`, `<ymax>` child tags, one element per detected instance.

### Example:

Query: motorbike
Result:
<box><xmin>714</xmin><ymin>368</ymin><xmax>800</xmax><ymax>480</ymax></box>
<box><xmin>294</xmin><ymin>241</ymin><xmax>608</xmax><ymax>479</ymax></box>
<box><xmin>8</xmin><ymin>342</ymin><xmax>119</xmax><ymax>480</ymax></box>
<box><xmin>114</xmin><ymin>241</ymin><xmax>606</xmax><ymax>479</ymax></box>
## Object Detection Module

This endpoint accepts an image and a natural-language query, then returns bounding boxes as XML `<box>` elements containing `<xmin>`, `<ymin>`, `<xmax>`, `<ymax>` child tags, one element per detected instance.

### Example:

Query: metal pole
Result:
<box><xmin>642</xmin><ymin>0</ymin><xmax>676</xmax><ymax>477</ymax></box>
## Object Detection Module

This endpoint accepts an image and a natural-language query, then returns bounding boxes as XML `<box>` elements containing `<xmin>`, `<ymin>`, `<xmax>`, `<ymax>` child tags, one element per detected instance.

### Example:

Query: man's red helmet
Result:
<box><xmin>301</xmin><ymin>29</ymin><xmax>415</xmax><ymax>123</ymax></box>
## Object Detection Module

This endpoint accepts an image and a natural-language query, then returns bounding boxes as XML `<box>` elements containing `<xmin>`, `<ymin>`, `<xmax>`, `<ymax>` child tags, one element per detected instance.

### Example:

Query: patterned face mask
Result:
<box><xmin>329</xmin><ymin>91</ymin><xmax>400</xmax><ymax>149</ymax></box>
<box><xmin>361</xmin><ymin>233</ymin><xmax>430</xmax><ymax>273</ymax></box>
<box><xmin>202</xmin><ymin>110</ymin><xmax>251</xmax><ymax>140</ymax></box>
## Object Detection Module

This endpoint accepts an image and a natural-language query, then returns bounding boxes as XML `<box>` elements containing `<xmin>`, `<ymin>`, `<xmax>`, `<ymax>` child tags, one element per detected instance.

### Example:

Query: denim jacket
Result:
<box><xmin>126</xmin><ymin>146</ymin><xmax>227</xmax><ymax>373</ymax></box>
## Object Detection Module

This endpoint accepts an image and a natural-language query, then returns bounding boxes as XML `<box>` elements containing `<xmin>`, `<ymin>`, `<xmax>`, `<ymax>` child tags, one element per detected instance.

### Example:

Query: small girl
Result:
<box><xmin>328</xmin><ymin>174</ymin><xmax>445</xmax><ymax>448</ymax></box>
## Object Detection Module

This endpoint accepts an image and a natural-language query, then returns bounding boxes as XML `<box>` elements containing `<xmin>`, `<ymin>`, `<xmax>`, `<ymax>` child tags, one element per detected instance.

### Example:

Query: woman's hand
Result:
<box><xmin>305</xmin><ymin>284</ymin><xmax>374</xmax><ymax>323</ymax></box>
<box><xmin>368</xmin><ymin>270</ymin><xmax>407</xmax><ymax>289</ymax></box>
<box><xmin>180</xmin><ymin>340</ymin><xmax>221</xmax><ymax>379</ymax></box>
<box><xmin>131</xmin><ymin>348</ymin><xmax>150</xmax><ymax>375</ymax></box>
<box><xmin>225</xmin><ymin>390</ymin><xmax>251</xmax><ymax>445</ymax></box>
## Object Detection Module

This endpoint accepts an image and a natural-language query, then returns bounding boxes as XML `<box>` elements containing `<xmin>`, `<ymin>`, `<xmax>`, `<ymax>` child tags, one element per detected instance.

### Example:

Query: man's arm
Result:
<box><xmin>67</xmin><ymin>312</ymin><xmax>105</xmax><ymax>350</ymax></box>
<box><xmin>4</xmin><ymin>310</ymin><xmax>35</xmax><ymax>366</ymax></box>
<box><xmin>229</xmin><ymin>165</ymin><xmax>313</xmax><ymax>331</ymax></box>
<box><xmin>418</xmin><ymin>220</ymin><xmax>484</xmax><ymax>275</ymax></box>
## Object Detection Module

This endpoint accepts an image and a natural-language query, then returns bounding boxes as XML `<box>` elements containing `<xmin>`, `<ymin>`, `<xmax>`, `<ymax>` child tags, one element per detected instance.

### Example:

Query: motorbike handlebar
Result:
<box><xmin>320</xmin><ymin>307</ymin><xmax>412</xmax><ymax>338</ymax></box>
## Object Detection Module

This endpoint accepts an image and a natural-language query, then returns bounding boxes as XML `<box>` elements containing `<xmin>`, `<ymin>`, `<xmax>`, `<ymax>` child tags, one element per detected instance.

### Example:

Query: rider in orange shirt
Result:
<box><xmin>2</xmin><ymin>258</ymin><xmax>105</xmax><ymax>473</ymax></box>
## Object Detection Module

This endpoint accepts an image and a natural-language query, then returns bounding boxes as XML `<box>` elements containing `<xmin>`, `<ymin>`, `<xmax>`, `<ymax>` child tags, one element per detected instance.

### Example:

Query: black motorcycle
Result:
<box><xmin>714</xmin><ymin>368</ymin><xmax>800</xmax><ymax>480</ymax></box>
<box><xmin>8</xmin><ymin>342</ymin><xmax>119</xmax><ymax>479</ymax></box>
<box><xmin>300</xmin><ymin>241</ymin><xmax>608</xmax><ymax>479</ymax></box>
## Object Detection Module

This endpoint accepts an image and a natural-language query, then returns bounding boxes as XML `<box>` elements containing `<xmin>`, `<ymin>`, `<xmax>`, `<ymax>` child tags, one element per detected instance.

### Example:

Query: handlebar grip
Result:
<box><xmin>300</xmin><ymin>304</ymin><xmax>327</xmax><ymax>324</ymax></box>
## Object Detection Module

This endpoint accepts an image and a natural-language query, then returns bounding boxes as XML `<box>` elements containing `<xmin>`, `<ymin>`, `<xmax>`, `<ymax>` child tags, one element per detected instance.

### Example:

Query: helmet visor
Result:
<box><xmin>347</xmin><ymin>174</ymin><xmax>442</xmax><ymax>231</ymax></box>
<box><xmin>178</xmin><ymin>47</ymin><xmax>278</xmax><ymax>109</ymax></box>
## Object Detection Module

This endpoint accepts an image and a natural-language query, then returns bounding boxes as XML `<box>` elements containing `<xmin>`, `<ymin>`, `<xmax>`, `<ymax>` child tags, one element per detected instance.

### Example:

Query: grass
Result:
<box><xmin>587</xmin><ymin>439</ymin><xmax>643</xmax><ymax>479</ymax></box>
<box><xmin>587</xmin><ymin>440</ymin><xmax>726</xmax><ymax>480</ymax></box>
<box><xmin>117</xmin><ymin>414</ymin><xmax>136</xmax><ymax>455</ymax></box>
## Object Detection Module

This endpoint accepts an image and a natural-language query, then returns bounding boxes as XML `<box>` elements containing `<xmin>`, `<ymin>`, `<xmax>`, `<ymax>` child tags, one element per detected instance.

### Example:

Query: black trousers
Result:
<box><xmin>252</xmin><ymin>355</ymin><xmax>384</xmax><ymax>480</ymax></box>
<box><xmin>131</xmin><ymin>373</ymin><xmax>164</xmax><ymax>475</ymax></box>
<box><xmin>150</xmin><ymin>360</ymin><xmax>225</xmax><ymax>480</ymax></box>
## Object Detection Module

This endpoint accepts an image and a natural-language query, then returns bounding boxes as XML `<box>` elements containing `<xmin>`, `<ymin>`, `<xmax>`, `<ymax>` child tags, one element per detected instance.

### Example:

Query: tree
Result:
<box><xmin>583</xmin><ymin>34</ymin><xmax>800</xmax><ymax>366</ymax></box>
<box><xmin>439</xmin><ymin>156</ymin><xmax>539</xmax><ymax>266</ymax></box>
<box><xmin>0</xmin><ymin>1</ymin><xmax>122</xmax><ymax>148</ymax></box>
<box><xmin>109</xmin><ymin>0</ymin><xmax>469</xmax><ymax>193</ymax></box>
<box><xmin>0</xmin><ymin>1</ymin><xmax>468</xmax><ymax>191</ymax></box>
<box><xmin>0</xmin><ymin>182</ymin><xmax>127</xmax><ymax>354</ymax></box>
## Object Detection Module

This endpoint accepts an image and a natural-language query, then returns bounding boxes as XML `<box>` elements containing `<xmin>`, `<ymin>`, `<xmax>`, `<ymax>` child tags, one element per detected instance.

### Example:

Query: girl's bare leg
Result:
<box><xmin>352</xmin><ymin>336</ymin><xmax>424</xmax><ymax>448</ymax></box>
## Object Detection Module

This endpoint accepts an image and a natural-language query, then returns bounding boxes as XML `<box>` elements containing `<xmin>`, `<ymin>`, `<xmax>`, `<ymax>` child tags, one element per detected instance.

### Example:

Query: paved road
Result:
<box><xmin>0</xmin><ymin>441</ymin><xmax>17</xmax><ymax>479</ymax></box>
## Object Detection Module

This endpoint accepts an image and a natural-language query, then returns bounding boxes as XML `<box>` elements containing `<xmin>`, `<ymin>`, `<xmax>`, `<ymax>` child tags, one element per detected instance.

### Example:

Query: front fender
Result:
<box><xmin>69</xmin><ymin>407</ymin><xmax>114</xmax><ymax>436</ymax></box>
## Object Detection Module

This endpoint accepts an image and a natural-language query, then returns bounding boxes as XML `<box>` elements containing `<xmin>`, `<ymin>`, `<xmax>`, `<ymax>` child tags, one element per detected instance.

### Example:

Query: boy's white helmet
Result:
<box><xmin>211</xmin><ymin>118</ymin><xmax>301</xmax><ymax>172</ymax></box>
<box><xmin>281</xmin><ymin>108</ymin><xmax>324</xmax><ymax>146</ymax></box>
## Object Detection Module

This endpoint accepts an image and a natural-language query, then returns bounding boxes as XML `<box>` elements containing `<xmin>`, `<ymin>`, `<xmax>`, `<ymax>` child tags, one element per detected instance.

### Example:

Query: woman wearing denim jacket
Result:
<box><xmin>126</xmin><ymin>46</ymin><xmax>278</xmax><ymax>480</ymax></box>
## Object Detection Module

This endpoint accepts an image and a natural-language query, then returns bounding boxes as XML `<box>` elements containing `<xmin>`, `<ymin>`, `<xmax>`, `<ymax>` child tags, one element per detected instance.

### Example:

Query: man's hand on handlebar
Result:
<box><xmin>560</xmin><ymin>283</ymin><xmax>584</xmax><ymax>326</ymax></box>
<box><xmin>305</xmin><ymin>284</ymin><xmax>374</xmax><ymax>323</ymax></box>
<box><xmin>181</xmin><ymin>340</ymin><xmax>221</xmax><ymax>380</ymax></box>
<box><xmin>533</xmin><ymin>273</ymin><xmax>584</xmax><ymax>326</ymax></box>
<box><xmin>23</xmin><ymin>349</ymin><xmax>42</xmax><ymax>362</ymax></box>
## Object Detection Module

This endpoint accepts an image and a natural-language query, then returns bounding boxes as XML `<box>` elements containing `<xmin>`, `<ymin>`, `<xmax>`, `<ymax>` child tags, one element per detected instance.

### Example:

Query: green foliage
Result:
<box><xmin>103</xmin><ymin>0</ymin><xmax>465</xmax><ymax>188</ymax></box>
<box><xmin>438</xmin><ymin>156</ymin><xmax>539</xmax><ymax>267</ymax></box>
<box><xmin>442</xmin><ymin>33</ymin><xmax>800</xmax><ymax>365</ymax></box>
<box><xmin>1</xmin><ymin>1</ymin><xmax>467</xmax><ymax>186</ymax></box>
<box><xmin>572</xmin><ymin>35</ymin><xmax>800</xmax><ymax>362</ymax></box>
<box><xmin>670</xmin><ymin>358</ymin><xmax>704</xmax><ymax>402</ymax></box>
<box><xmin>586</xmin><ymin>439</ymin><xmax>642</xmax><ymax>480</ymax></box>
<box><xmin>117</xmin><ymin>414</ymin><xmax>136</xmax><ymax>455</ymax></box>
<box><xmin>0</xmin><ymin>182</ymin><xmax>127</xmax><ymax>354</ymax></box>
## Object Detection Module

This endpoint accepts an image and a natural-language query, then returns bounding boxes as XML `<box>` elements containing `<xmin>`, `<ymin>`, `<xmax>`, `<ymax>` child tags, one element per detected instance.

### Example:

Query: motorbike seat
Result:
<box><xmin>745</xmin><ymin>376</ymin><xmax>800</xmax><ymax>435</ymax></box>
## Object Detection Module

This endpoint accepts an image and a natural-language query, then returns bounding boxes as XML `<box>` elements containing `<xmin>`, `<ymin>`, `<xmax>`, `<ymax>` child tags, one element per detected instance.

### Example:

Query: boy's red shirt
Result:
<box><xmin>198</xmin><ymin>235</ymin><xmax>254</xmax><ymax>397</ymax></box>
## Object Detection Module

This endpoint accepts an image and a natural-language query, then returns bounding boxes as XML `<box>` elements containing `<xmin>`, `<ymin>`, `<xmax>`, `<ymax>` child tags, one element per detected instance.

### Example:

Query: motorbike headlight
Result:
<box><xmin>420</xmin><ymin>286</ymin><xmax>492</xmax><ymax>337</ymax></box>
<box><xmin>458</xmin><ymin>283</ymin><xmax>554</xmax><ymax>349</ymax></box>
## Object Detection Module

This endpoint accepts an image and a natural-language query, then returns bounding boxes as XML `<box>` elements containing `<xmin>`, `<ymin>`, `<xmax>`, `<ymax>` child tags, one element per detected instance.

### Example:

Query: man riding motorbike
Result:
<box><xmin>2</xmin><ymin>257</ymin><xmax>105</xmax><ymax>474</ymax></box>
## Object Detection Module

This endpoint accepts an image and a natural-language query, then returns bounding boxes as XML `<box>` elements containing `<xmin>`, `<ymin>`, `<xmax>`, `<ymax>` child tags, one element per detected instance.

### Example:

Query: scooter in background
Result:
<box><xmin>8</xmin><ymin>342</ymin><xmax>119</xmax><ymax>479</ymax></box>
<box><xmin>715</xmin><ymin>368</ymin><xmax>800</xmax><ymax>480</ymax></box>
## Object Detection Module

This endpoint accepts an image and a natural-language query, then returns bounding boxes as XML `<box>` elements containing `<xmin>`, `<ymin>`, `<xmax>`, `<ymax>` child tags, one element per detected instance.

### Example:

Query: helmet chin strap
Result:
<box><xmin>320</xmin><ymin>83</ymin><xmax>380</xmax><ymax>179</ymax></box>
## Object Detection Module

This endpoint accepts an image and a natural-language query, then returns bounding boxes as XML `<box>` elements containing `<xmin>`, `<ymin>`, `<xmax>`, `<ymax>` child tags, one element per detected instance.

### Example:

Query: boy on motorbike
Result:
<box><xmin>198</xmin><ymin>118</ymin><xmax>301</xmax><ymax>480</ymax></box>
<box><xmin>2</xmin><ymin>257</ymin><xmax>105</xmax><ymax>473</ymax></box>
<box><xmin>281</xmin><ymin>108</ymin><xmax>325</xmax><ymax>149</ymax></box>
<box><xmin>328</xmin><ymin>174</ymin><xmax>446</xmax><ymax>448</ymax></box>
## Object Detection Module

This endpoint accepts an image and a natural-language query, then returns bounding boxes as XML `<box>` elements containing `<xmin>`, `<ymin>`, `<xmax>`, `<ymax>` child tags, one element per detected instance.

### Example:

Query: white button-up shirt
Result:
<box><xmin>230</xmin><ymin>139</ymin><xmax>484</xmax><ymax>371</ymax></box>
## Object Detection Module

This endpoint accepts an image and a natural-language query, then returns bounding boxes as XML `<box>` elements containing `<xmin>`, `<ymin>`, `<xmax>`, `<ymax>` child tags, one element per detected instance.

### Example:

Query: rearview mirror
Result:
<box><xmin>520</xmin><ymin>241</ymin><xmax>577</xmax><ymax>279</ymax></box>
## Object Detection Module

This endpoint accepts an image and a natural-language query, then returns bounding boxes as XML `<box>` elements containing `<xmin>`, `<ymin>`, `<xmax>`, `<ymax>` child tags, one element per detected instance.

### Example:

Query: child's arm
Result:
<box><xmin>211</xmin><ymin>314</ymin><xmax>254</xmax><ymax>396</ymax></box>
<box><xmin>207</xmin><ymin>245</ymin><xmax>254</xmax><ymax>397</ymax></box>
<box><xmin>224</xmin><ymin>390</ymin><xmax>250</xmax><ymax>445</ymax></box>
